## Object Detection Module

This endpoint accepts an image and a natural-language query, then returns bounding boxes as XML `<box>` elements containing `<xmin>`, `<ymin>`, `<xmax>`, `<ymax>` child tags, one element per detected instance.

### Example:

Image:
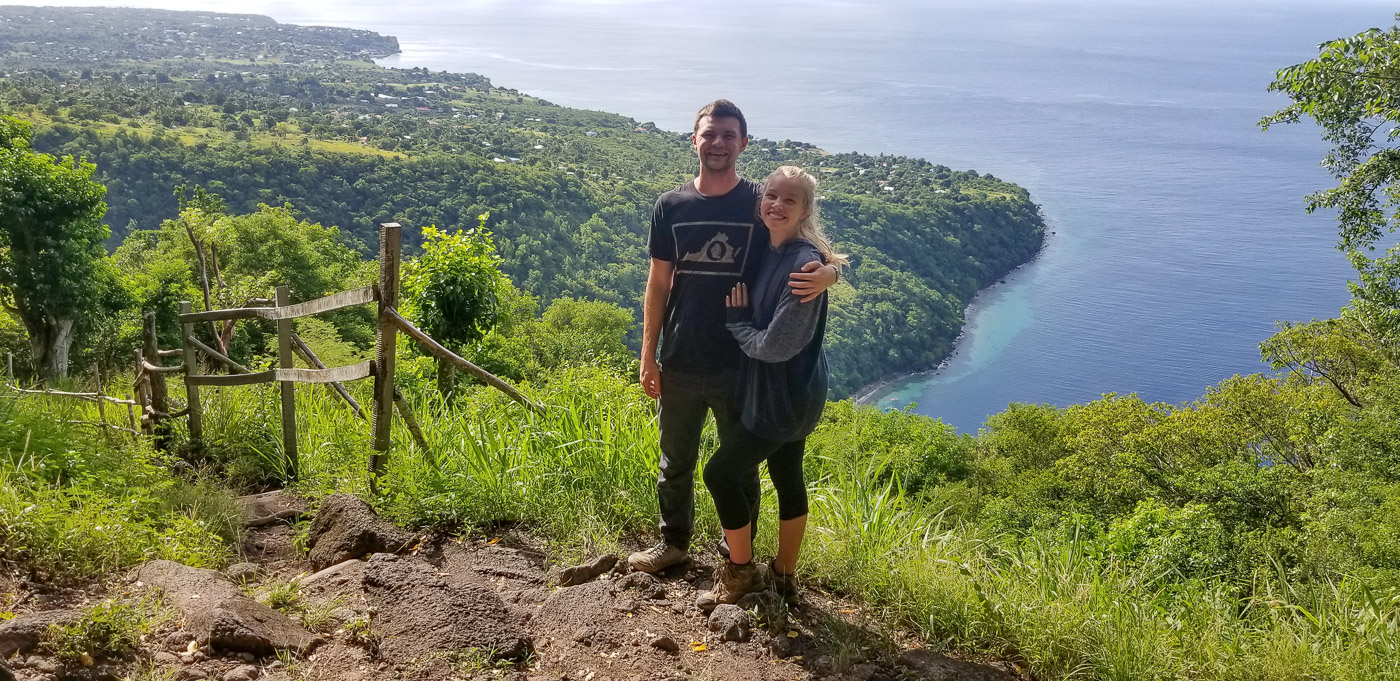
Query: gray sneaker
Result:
<box><xmin>627</xmin><ymin>541</ymin><xmax>688</xmax><ymax>574</ymax></box>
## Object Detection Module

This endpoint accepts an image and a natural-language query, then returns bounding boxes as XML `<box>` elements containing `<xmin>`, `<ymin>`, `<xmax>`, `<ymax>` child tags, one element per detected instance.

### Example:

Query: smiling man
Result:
<box><xmin>630</xmin><ymin>100</ymin><xmax>838</xmax><ymax>573</ymax></box>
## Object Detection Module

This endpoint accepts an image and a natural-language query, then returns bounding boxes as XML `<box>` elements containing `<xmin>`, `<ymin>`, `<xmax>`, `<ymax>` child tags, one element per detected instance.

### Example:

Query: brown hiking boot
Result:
<box><xmin>769</xmin><ymin>559</ymin><xmax>799</xmax><ymax>603</ymax></box>
<box><xmin>627</xmin><ymin>541</ymin><xmax>687</xmax><ymax>574</ymax></box>
<box><xmin>696</xmin><ymin>559</ymin><xmax>765</xmax><ymax>612</ymax></box>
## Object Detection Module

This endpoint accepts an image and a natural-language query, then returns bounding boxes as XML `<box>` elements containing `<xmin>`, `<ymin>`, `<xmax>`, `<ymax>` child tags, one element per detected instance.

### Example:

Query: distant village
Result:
<box><xmin>0</xmin><ymin>6</ymin><xmax>399</xmax><ymax>65</ymax></box>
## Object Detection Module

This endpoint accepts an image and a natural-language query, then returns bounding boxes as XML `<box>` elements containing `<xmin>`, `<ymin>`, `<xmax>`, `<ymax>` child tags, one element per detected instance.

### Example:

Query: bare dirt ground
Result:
<box><xmin>0</xmin><ymin>492</ymin><xmax>1020</xmax><ymax>681</ymax></box>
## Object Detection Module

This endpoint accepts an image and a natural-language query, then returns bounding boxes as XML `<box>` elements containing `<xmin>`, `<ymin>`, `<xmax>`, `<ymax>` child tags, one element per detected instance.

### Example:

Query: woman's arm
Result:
<box><xmin>725</xmin><ymin>281</ymin><xmax>823</xmax><ymax>363</ymax></box>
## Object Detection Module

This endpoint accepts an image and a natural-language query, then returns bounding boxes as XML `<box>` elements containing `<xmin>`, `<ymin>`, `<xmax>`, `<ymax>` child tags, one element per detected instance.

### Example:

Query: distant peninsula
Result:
<box><xmin>0</xmin><ymin>5</ymin><xmax>1045</xmax><ymax>396</ymax></box>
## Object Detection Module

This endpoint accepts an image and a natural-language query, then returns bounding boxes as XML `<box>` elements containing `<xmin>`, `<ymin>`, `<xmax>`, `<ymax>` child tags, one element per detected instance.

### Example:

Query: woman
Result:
<box><xmin>698</xmin><ymin>165</ymin><xmax>848</xmax><ymax>608</ymax></box>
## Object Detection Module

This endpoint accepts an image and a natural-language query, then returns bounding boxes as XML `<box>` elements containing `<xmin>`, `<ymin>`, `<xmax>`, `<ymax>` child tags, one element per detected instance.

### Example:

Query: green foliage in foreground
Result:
<box><xmin>194</xmin><ymin>362</ymin><xmax>1397</xmax><ymax>680</ymax></box>
<box><xmin>0</xmin><ymin>396</ymin><xmax>240</xmax><ymax>579</ymax></box>
<box><xmin>5</xmin><ymin>315</ymin><xmax>1400</xmax><ymax>680</ymax></box>
<box><xmin>3</xmin><ymin>248</ymin><xmax>1397</xmax><ymax>679</ymax></box>
<box><xmin>40</xmin><ymin>597</ymin><xmax>167</xmax><ymax>666</ymax></box>
<box><xmin>131</xmin><ymin>288</ymin><xmax>1393</xmax><ymax>680</ymax></box>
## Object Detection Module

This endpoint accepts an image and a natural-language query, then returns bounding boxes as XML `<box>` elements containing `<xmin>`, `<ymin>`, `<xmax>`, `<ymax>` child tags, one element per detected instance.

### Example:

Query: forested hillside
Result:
<box><xmin>0</xmin><ymin>6</ymin><xmax>1044</xmax><ymax>396</ymax></box>
<box><xmin>2</xmin><ymin>9</ymin><xmax>1399</xmax><ymax>681</ymax></box>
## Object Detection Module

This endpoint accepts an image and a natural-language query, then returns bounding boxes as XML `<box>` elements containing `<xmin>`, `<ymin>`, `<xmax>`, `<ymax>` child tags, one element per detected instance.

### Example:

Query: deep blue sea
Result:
<box><xmin>35</xmin><ymin>0</ymin><xmax>1390</xmax><ymax>430</ymax></box>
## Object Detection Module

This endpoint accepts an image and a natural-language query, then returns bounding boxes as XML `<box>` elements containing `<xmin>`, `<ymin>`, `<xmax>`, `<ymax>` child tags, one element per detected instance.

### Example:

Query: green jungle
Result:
<box><xmin>2</xmin><ymin>6</ymin><xmax>1400</xmax><ymax>681</ymax></box>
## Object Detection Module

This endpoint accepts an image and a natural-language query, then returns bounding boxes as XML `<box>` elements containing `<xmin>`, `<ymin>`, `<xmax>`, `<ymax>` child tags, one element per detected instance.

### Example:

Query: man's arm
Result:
<box><xmin>726</xmin><ymin>280</ymin><xmax>822</xmax><ymax>363</ymax></box>
<box><xmin>639</xmin><ymin>257</ymin><xmax>674</xmax><ymax>400</ymax></box>
<box><xmin>789</xmin><ymin>261</ymin><xmax>839</xmax><ymax>303</ymax></box>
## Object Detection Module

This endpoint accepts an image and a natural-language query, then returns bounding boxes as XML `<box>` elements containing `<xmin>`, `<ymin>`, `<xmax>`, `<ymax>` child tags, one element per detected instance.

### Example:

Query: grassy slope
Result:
<box><xmin>5</xmin><ymin>365</ymin><xmax>1395</xmax><ymax>681</ymax></box>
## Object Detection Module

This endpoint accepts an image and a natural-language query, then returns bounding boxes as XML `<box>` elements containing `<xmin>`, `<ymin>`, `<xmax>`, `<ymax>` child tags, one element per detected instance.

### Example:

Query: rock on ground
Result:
<box><xmin>707</xmin><ymin>604</ymin><xmax>751</xmax><ymax>643</ymax></box>
<box><xmin>648</xmin><ymin>635</ymin><xmax>680</xmax><ymax>653</ymax></box>
<box><xmin>896</xmin><ymin>649</ymin><xmax>1019</xmax><ymax>681</ymax></box>
<box><xmin>361</xmin><ymin>554</ymin><xmax>532</xmax><ymax>662</ymax></box>
<box><xmin>536</xmin><ymin>580</ymin><xmax>624</xmax><ymax>635</ymax></box>
<box><xmin>222</xmin><ymin>664</ymin><xmax>260</xmax><ymax>681</ymax></box>
<box><xmin>293</xmin><ymin>558</ymin><xmax>366</xmax><ymax>605</ymax></box>
<box><xmin>305</xmin><ymin>494</ymin><xmax>412</xmax><ymax>570</ymax></box>
<box><xmin>238</xmin><ymin>491</ymin><xmax>305</xmax><ymax>524</ymax></box>
<box><xmin>223</xmin><ymin>562</ymin><xmax>262</xmax><ymax>584</ymax></box>
<box><xmin>0</xmin><ymin>657</ymin><xmax>13</xmax><ymax>681</ymax></box>
<box><xmin>0</xmin><ymin>610</ymin><xmax>78</xmax><ymax>658</ymax></box>
<box><xmin>615</xmin><ymin>570</ymin><xmax>666</xmax><ymax>599</ymax></box>
<box><xmin>557</xmin><ymin>554</ymin><xmax>617</xmax><ymax>586</ymax></box>
<box><xmin>135</xmin><ymin>560</ymin><xmax>319</xmax><ymax>656</ymax></box>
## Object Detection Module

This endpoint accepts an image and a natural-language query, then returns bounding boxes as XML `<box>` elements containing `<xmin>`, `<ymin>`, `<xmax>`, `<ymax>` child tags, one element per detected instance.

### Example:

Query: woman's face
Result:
<box><xmin>761</xmin><ymin>175</ymin><xmax>810</xmax><ymax>236</ymax></box>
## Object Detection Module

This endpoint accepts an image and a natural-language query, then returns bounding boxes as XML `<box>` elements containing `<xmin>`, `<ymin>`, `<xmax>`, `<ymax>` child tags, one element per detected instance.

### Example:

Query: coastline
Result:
<box><xmin>369</xmin><ymin>32</ymin><xmax>1051</xmax><ymax>404</ymax></box>
<box><xmin>851</xmin><ymin>226</ymin><xmax>1056</xmax><ymax>406</ymax></box>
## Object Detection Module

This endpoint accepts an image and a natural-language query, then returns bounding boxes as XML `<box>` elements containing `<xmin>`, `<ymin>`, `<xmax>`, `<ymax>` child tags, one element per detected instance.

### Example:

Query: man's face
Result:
<box><xmin>692</xmin><ymin>115</ymin><xmax>748</xmax><ymax>173</ymax></box>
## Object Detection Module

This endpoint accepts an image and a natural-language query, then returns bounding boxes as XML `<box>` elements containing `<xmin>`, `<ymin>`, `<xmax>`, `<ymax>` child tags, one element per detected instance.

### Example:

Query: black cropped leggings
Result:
<box><xmin>703</xmin><ymin>425</ymin><xmax>809</xmax><ymax>531</ymax></box>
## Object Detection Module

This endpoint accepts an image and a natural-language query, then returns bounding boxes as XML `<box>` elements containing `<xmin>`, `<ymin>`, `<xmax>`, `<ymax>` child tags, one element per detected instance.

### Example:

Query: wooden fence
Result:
<box><xmin>8</xmin><ymin>222</ymin><xmax>540</xmax><ymax>482</ymax></box>
<box><xmin>169</xmin><ymin>222</ymin><xmax>542</xmax><ymax>482</ymax></box>
<box><xmin>8</xmin><ymin>369</ymin><xmax>141</xmax><ymax>440</ymax></box>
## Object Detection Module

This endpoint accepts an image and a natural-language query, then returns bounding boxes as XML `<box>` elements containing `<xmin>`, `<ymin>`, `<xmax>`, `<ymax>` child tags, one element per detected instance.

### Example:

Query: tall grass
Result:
<box><xmin>0</xmin><ymin>391</ymin><xmax>238</xmax><ymax>578</ymax></box>
<box><xmin>10</xmin><ymin>366</ymin><xmax>1398</xmax><ymax>680</ymax></box>
<box><xmin>230</xmin><ymin>367</ymin><xmax>1396</xmax><ymax>680</ymax></box>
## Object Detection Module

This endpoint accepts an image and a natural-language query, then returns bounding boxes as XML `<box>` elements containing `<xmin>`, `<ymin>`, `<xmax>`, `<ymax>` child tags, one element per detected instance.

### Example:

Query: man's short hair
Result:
<box><xmin>694</xmin><ymin>99</ymin><xmax>747</xmax><ymax>140</ymax></box>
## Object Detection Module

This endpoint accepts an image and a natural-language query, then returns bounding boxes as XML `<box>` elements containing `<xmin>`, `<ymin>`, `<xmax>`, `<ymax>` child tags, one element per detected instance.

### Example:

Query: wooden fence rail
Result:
<box><xmin>7</xmin><ymin>379</ymin><xmax>140</xmax><ymax>441</ymax></box>
<box><xmin>11</xmin><ymin>221</ymin><xmax>541</xmax><ymax>485</ymax></box>
<box><xmin>385</xmin><ymin>307</ymin><xmax>544</xmax><ymax>413</ymax></box>
<box><xmin>8</xmin><ymin>386</ymin><xmax>136</xmax><ymax>406</ymax></box>
<box><xmin>186</xmin><ymin>361</ymin><xmax>374</xmax><ymax>387</ymax></box>
<box><xmin>177</xmin><ymin>285</ymin><xmax>378</xmax><ymax>324</ymax></box>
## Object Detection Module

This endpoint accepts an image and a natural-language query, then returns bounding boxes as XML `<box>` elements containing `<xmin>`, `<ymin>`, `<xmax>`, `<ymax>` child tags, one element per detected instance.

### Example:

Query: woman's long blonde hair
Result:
<box><xmin>767</xmin><ymin>166</ymin><xmax>850</xmax><ymax>268</ymax></box>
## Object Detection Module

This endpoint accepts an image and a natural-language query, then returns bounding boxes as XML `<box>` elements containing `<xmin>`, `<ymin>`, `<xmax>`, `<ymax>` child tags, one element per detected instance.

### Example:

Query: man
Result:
<box><xmin>629</xmin><ymin>100</ymin><xmax>838</xmax><ymax>573</ymax></box>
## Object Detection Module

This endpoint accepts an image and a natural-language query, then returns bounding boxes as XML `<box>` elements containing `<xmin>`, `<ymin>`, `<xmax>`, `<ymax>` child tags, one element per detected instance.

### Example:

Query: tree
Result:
<box><xmin>1262</xmin><ymin>17</ymin><xmax>1400</xmax><ymax>344</ymax></box>
<box><xmin>401</xmin><ymin>215</ymin><xmax>507</xmax><ymax>396</ymax></box>
<box><xmin>0</xmin><ymin>115</ymin><xmax>109</xmax><ymax>381</ymax></box>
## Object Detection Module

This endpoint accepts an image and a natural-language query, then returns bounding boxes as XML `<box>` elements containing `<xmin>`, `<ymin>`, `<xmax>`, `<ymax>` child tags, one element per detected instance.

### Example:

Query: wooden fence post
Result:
<box><xmin>93</xmin><ymin>364</ymin><xmax>110</xmax><ymax>444</ymax></box>
<box><xmin>125</xmin><ymin>392</ymin><xmax>138</xmax><ymax>440</ymax></box>
<box><xmin>133</xmin><ymin>348</ymin><xmax>152</xmax><ymax>437</ymax></box>
<box><xmin>370</xmin><ymin>222</ymin><xmax>401</xmax><ymax>482</ymax></box>
<box><xmin>145</xmin><ymin>312</ymin><xmax>171</xmax><ymax>450</ymax></box>
<box><xmin>180</xmin><ymin>301</ymin><xmax>203</xmax><ymax>446</ymax></box>
<box><xmin>275</xmin><ymin>285</ymin><xmax>298</xmax><ymax>480</ymax></box>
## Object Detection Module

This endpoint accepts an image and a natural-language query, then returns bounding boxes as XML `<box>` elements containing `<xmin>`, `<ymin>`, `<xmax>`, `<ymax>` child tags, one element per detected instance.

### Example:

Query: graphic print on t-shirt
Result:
<box><xmin>672</xmin><ymin>221</ymin><xmax>752</xmax><ymax>276</ymax></box>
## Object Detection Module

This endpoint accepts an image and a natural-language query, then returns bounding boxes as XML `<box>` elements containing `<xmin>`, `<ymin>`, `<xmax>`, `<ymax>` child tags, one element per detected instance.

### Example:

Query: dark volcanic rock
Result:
<box><xmin>237</xmin><ymin>491</ymin><xmax>306</xmax><ymax>525</ymax></box>
<box><xmin>305</xmin><ymin>494</ymin><xmax>412</xmax><ymax>569</ymax></box>
<box><xmin>135</xmin><ymin>560</ymin><xmax>318</xmax><ymax>656</ymax></box>
<box><xmin>896</xmin><ymin>649</ymin><xmax>1018</xmax><ymax>681</ymax></box>
<box><xmin>224</xmin><ymin>562</ymin><xmax>263</xmax><ymax>584</ymax></box>
<box><xmin>649</xmin><ymin>635</ymin><xmax>680</xmax><ymax>653</ymax></box>
<box><xmin>558</xmin><ymin>554</ymin><xmax>618</xmax><ymax>587</ymax></box>
<box><xmin>615</xmin><ymin>570</ymin><xmax>666</xmax><ymax>599</ymax></box>
<box><xmin>0</xmin><ymin>609</ymin><xmax>79</xmax><ymax>657</ymax></box>
<box><xmin>707</xmin><ymin>604</ymin><xmax>751</xmax><ymax>642</ymax></box>
<box><xmin>361</xmin><ymin>554</ymin><xmax>532</xmax><ymax>661</ymax></box>
<box><xmin>222</xmin><ymin>664</ymin><xmax>261</xmax><ymax>681</ymax></box>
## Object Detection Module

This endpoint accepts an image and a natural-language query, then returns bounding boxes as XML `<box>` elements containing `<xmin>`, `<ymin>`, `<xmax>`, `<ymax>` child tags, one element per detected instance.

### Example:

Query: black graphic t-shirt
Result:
<box><xmin>647</xmin><ymin>178</ymin><xmax>769</xmax><ymax>373</ymax></box>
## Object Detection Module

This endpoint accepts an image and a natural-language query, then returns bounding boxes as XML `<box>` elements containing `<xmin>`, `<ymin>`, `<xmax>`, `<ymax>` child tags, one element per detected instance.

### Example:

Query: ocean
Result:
<box><xmin>29</xmin><ymin>0</ymin><xmax>1390</xmax><ymax>430</ymax></box>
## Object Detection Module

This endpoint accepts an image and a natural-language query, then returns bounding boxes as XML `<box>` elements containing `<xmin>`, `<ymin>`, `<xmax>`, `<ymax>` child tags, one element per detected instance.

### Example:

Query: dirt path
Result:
<box><xmin>0</xmin><ymin>492</ymin><xmax>1020</xmax><ymax>681</ymax></box>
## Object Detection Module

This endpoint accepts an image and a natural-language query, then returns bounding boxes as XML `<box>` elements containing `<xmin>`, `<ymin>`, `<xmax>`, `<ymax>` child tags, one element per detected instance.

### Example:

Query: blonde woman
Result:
<box><xmin>698</xmin><ymin>166</ymin><xmax>848</xmax><ymax>608</ymax></box>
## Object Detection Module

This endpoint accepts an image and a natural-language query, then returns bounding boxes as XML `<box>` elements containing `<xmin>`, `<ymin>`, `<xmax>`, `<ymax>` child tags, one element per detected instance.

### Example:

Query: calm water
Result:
<box><xmin>34</xmin><ymin>0</ymin><xmax>1388</xmax><ymax>430</ymax></box>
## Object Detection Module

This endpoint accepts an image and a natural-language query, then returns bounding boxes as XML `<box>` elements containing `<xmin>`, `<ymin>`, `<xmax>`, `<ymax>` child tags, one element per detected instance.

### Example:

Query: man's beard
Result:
<box><xmin>703</xmin><ymin>154</ymin><xmax>734</xmax><ymax>173</ymax></box>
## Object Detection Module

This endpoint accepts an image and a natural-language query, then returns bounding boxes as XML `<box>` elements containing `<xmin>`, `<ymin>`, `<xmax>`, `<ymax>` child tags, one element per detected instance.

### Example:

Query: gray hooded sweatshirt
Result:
<box><xmin>724</xmin><ymin>238</ymin><xmax>829</xmax><ymax>441</ymax></box>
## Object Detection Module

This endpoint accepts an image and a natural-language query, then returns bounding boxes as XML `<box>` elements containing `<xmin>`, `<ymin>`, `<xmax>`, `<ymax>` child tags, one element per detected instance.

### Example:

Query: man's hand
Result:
<box><xmin>639</xmin><ymin>357</ymin><xmax>662</xmax><ymax>400</ymax></box>
<box><xmin>789</xmin><ymin>261</ymin><xmax>839</xmax><ymax>303</ymax></box>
